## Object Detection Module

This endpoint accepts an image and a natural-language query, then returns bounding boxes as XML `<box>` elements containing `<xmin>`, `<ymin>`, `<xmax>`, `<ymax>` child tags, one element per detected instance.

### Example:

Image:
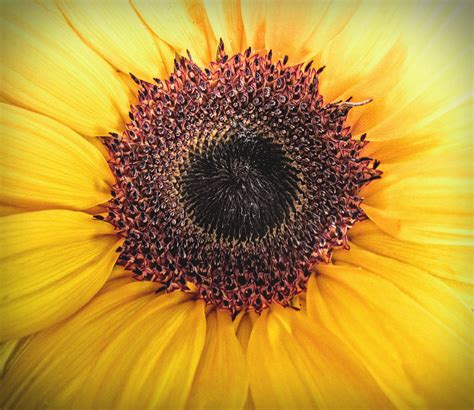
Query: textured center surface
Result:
<box><xmin>179</xmin><ymin>129</ymin><xmax>300</xmax><ymax>241</ymax></box>
<box><xmin>102</xmin><ymin>42</ymin><xmax>381</xmax><ymax>314</ymax></box>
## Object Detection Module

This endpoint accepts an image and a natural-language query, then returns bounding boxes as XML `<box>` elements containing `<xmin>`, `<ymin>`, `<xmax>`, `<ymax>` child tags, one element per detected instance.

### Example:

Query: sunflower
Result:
<box><xmin>0</xmin><ymin>0</ymin><xmax>472</xmax><ymax>408</ymax></box>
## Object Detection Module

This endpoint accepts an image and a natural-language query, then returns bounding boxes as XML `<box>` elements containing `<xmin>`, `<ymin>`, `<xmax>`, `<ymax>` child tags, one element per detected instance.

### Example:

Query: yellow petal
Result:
<box><xmin>439</xmin><ymin>278</ymin><xmax>473</xmax><ymax>309</ymax></box>
<box><xmin>355</xmin><ymin>2</ymin><xmax>472</xmax><ymax>140</ymax></box>
<box><xmin>318</xmin><ymin>2</ymin><xmax>406</xmax><ymax>104</ymax></box>
<box><xmin>243</xmin><ymin>391</ymin><xmax>256</xmax><ymax>410</ymax></box>
<box><xmin>317</xmin><ymin>1</ymin><xmax>472</xmax><ymax>145</ymax></box>
<box><xmin>234</xmin><ymin>311</ymin><xmax>256</xmax><ymax>353</ymax></box>
<box><xmin>76</xmin><ymin>292</ymin><xmax>206</xmax><ymax>408</ymax></box>
<box><xmin>241</xmin><ymin>0</ymin><xmax>359</xmax><ymax>61</ymax></box>
<box><xmin>188</xmin><ymin>309</ymin><xmax>248</xmax><ymax>409</ymax></box>
<box><xmin>247</xmin><ymin>305</ymin><xmax>391</xmax><ymax>408</ymax></box>
<box><xmin>0</xmin><ymin>210</ymin><xmax>121</xmax><ymax>341</ymax></box>
<box><xmin>333</xmin><ymin>244</ymin><xmax>472</xmax><ymax>342</ymax></box>
<box><xmin>133</xmin><ymin>0</ymin><xmax>216</xmax><ymax>67</ymax></box>
<box><xmin>359</xmin><ymin>98</ymin><xmax>472</xmax><ymax>247</ymax></box>
<box><xmin>362</xmin><ymin>97</ymin><xmax>473</xmax><ymax>165</ymax></box>
<box><xmin>57</xmin><ymin>0</ymin><xmax>174</xmax><ymax>82</ymax></box>
<box><xmin>0</xmin><ymin>279</ymin><xmax>159</xmax><ymax>408</ymax></box>
<box><xmin>0</xmin><ymin>338</ymin><xmax>24</xmax><ymax>377</ymax></box>
<box><xmin>362</xmin><ymin>176</ymin><xmax>472</xmax><ymax>246</ymax></box>
<box><xmin>1</xmin><ymin>2</ymin><xmax>130</xmax><ymax>136</ymax></box>
<box><xmin>203</xmin><ymin>0</ymin><xmax>245</xmax><ymax>55</ymax></box>
<box><xmin>0</xmin><ymin>204</ymin><xmax>26</xmax><ymax>217</ymax></box>
<box><xmin>0</xmin><ymin>104</ymin><xmax>114</xmax><ymax>211</ymax></box>
<box><xmin>107</xmin><ymin>264</ymin><xmax>131</xmax><ymax>281</ymax></box>
<box><xmin>300</xmin><ymin>1</ymin><xmax>360</xmax><ymax>63</ymax></box>
<box><xmin>307</xmin><ymin>265</ymin><xmax>473</xmax><ymax>408</ymax></box>
<box><xmin>345</xmin><ymin>220</ymin><xmax>473</xmax><ymax>302</ymax></box>
<box><xmin>86</xmin><ymin>134</ymin><xmax>111</xmax><ymax>160</ymax></box>
<box><xmin>363</xmin><ymin>97</ymin><xmax>473</xmax><ymax>186</ymax></box>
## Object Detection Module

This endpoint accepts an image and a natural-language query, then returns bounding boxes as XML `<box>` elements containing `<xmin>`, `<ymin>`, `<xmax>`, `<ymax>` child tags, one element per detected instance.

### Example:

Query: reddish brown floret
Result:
<box><xmin>102</xmin><ymin>41</ymin><xmax>381</xmax><ymax>314</ymax></box>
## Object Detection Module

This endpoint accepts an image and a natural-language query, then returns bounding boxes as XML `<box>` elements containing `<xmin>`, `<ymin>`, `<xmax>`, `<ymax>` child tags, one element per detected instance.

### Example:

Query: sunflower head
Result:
<box><xmin>102</xmin><ymin>41</ymin><xmax>381</xmax><ymax>314</ymax></box>
<box><xmin>0</xmin><ymin>1</ymin><xmax>472</xmax><ymax>409</ymax></box>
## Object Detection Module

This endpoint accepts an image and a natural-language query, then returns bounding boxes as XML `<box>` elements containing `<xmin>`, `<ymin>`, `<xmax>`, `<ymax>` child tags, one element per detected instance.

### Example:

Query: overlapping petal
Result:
<box><xmin>240</xmin><ymin>0</ymin><xmax>359</xmax><ymax>62</ymax></box>
<box><xmin>188</xmin><ymin>309</ymin><xmax>248</xmax><ymax>409</ymax></box>
<box><xmin>0</xmin><ymin>279</ymin><xmax>159</xmax><ymax>407</ymax></box>
<box><xmin>0</xmin><ymin>1</ymin><xmax>130</xmax><ymax>136</ymax></box>
<box><xmin>307</xmin><ymin>264</ymin><xmax>473</xmax><ymax>408</ymax></box>
<box><xmin>133</xmin><ymin>0</ymin><xmax>217</xmax><ymax>67</ymax></box>
<box><xmin>362</xmin><ymin>176</ymin><xmax>472</xmax><ymax>246</ymax></box>
<box><xmin>0</xmin><ymin>210</ymin><xmax>121</xmax><ymax>341</ymax></box>
<box><xmin>333</xmin><ymin>243</ymin><xmax>472</xmax><ymax>340</ymax></box>
<box><xmin>360</xmin><ymin>98</ymin><xmax>472</xmax><ymax>246</ymax></box>
<box><xmin>76</xmin><ymin>292</ymin><xmax>206</xmax><ymax>408</ymax></box>
<box><xmin>247</xmin><ymin>305</ymin><xmax>391</xmax><ymax>408</ymax></box>
<box><xmin>345</xmin><ymin>220</ymin><xmax>473</xmax><ymax>305</ymax></box>
<box><xmin>319</xmin><ymin>1</ymin><xmax>472</xmax><ymax>142</ymax></box>
<box><xmin>203</xmin><ymin>0</ymin><xmax>246</xmax><ymax>55</ymax></box>
<box><xmin>56</xmin><ymin>0</ymin><xmax>174</xmax><ymax>82</ymax></box>
<box><xmin>0</xmin><ymin>104</ymin><xmax>114</xmax><ymax>212</ymax></box>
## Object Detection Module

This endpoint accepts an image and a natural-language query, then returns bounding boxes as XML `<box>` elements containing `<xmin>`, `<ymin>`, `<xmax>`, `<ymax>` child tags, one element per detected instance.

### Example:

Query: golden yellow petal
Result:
<box><xmin>0</xmin><ymin>2</ymin><xmax>130</xmax><ymax>136</ymax></box>
<box><xmin>76</xmin><ymin>292</ymin><xmax>206</xmax><ymax>408</ymax></box>
<box><xmin>318</xmin><ymin>1</ymin><xmax>406</xmax><ymax>104</ymax></box>
<box><xmin>0</xmin><ymin>204</ymin><xmax>26</xmax><ymax>217</ymax></box>
<box><xmin>359</xmin><ymin>95</ymin><xmax>472</xmax><ymax>247</ymax></box>
<box><xmin>203</xmin><ymin>0</ymin><xmax>245</xmax><ymax>55</ymax></box>
<box><xmin>107</xmin><ymin>264</ymin><xmax>131</xmax><ymax>281</ymax></box>
<box><xmin>0</xmin><ymin>210</ymin><xmax>121</xmax><ymax>341</ymax></box>
<box><xmin>307</xmin><ymin>265</ymin><xmax>473</xmax><ymax>407</ymax></box>
<box><xmin>57</xmin><ymin>0</ymin><xmax>173</xmax><ymax>82</ymax></box>
<box><xmin>234</xmin><ymin>311</ymin><xmax>256</xmax><ymax>353</ymax></box>
<box><xmin>86</xmin><ymin>134</ymin><xmax>111</xmax><ymax>160</ymax></box>
<box><xmin>0</xmin><ymin>338</ymin><xmax>23</xmax><ymax>377</ymax></box>
<box><xmin>240</xmin><ymin>0</ymin><xmax>358</xmax><ymax>61</ymax></box>
<box><xmin>0</xmin><ymin>104</ymin><xmax>114</xmax><ymax>211</ymax></box>
<box><xmin>188</xmin><ymin>309</ymin><xmax>248</xmax><ymax>409</ymax></box>
<box><xmin>346</xmin><ymin>220</ymin><xmax>473</xmax><ymax>299</ymax></box>
<box><xmin>133</xmin><ymin>0</ymin><xmax>217</xmax><ymax>67</ymax></box>
<box><xmin>362</xmin><ymin>98</ymin><xmax>472</xmax><ymax>167</ymax></box>
<box><xmin>0</xmin><ymin>279</ymin><xmax>159</xmax><ymax>408</ymax></box>
<box><xmin>247</xmin><ymin>305</ymin><xmax>391</xmax><ymax>408</ymax></box>
<box><xmin>356</xmin><ymin>2</ymin><xmax>472</xmax><ymax>140</ymax></box>
<box><xmin>362</xmin><ymin>176</ymin><xmax>472</xmax><ymax>246</ymax></box>
<box><xmin>363</xmin><ymin>97</ymin><xmax>473</xmax><ymax>182</ymax></box>
<box><xmin>317</xmin><ymin>1</ymin><xmax>471</xmax><ymax>146</ymax></box>
<box><xmin>439</xmin><ymin>278</ymin><xmax>473</xmax><ymax>308</ymax></box>
<box><xmin>333</xmin><ymin>244</ymin><xmax>472</xmax><ymax>342</ymax></box>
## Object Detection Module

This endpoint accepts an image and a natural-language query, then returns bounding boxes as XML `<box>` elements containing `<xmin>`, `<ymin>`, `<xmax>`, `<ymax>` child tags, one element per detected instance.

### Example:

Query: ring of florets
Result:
<box><xmin>99</xmin><ymin>41</ymin><xmax>381</xmax><ymax>314</ymax></box>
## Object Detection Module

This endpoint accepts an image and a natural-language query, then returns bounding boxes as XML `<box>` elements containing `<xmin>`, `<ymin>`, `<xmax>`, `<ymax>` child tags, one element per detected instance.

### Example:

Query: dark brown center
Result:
<box><xmin>179</xmin><ymin>127</ymin><xmax>301</xmax><ymax>241</ymax></box>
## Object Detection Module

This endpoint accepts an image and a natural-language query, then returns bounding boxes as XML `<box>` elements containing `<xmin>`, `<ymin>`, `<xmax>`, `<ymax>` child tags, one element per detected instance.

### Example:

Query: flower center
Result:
<box><xmin>179</xmin><ymin>128</ymin><xmax>301</xmax><ymax>241</ymax></box>
<box><xmin>101</xmin><ymin>41</ymin><xmax>381</xmax><ymax>314</ymax></box>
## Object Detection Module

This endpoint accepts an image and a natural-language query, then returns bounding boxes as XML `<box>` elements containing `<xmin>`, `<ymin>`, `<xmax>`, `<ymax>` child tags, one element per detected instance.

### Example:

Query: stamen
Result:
<box><xmin>337</xmin><ymin>98</ymin><xmax>373</xmax><ymax>108</ymax></box>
